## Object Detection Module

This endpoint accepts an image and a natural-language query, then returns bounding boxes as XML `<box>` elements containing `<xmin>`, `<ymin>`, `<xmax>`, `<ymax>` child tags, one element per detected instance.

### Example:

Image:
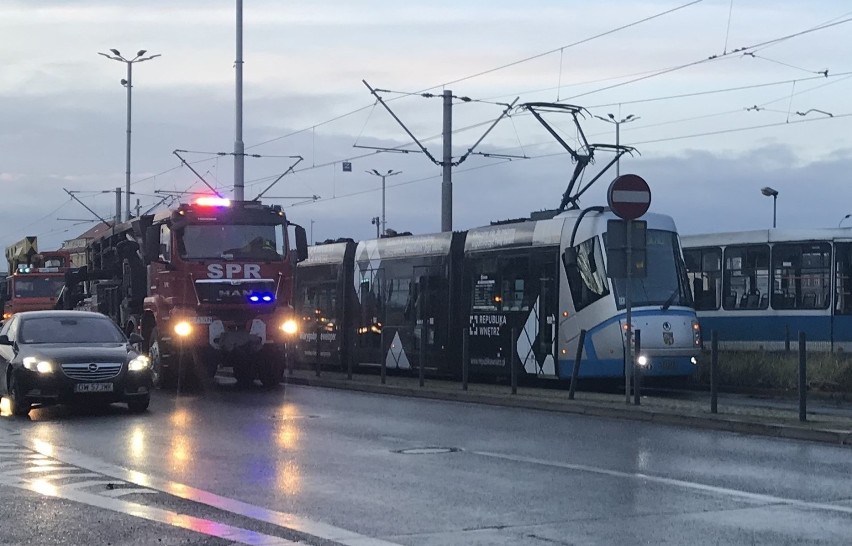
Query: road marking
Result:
<box><xmin>0</xmin><ymin>473</ymin><xmax>300</xmax><ymax>546</ymax></box>
<box><xmin>4</xmin><ymin>465</ymin><xmax>75</xmax><ymax>475</ymax></box>
<box><xmin>22</xmin><ymin>438</ymin><xmax>402</xmax><ymax>546</ymax></box>
<box><xmin>37</xmin><ymin>472</ymin><xmax>103</xmax><ymax>481</ymax></box>
<box><xmin>472</xmin><ymin>450</ymin><xmax>852</xmax><ymax>516</ymax></box>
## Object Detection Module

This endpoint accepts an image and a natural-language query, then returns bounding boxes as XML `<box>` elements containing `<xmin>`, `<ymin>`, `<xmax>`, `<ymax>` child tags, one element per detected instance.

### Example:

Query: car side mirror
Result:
<box><xmin>0</xmin><ymin>334</ymin><xmax>12</xmax><ymax>346</ymax></box>
<box><xmin>127</xmin><ymin>332</ymin><xmax>144</xmax><ymax>345</ymax></box>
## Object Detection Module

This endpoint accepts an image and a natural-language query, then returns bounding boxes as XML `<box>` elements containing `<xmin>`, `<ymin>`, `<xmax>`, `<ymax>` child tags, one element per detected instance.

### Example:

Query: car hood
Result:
<box><xmin>17</xmin><ymin>343</ymin><xmax>134</xmax><ymax>364</ymax></box>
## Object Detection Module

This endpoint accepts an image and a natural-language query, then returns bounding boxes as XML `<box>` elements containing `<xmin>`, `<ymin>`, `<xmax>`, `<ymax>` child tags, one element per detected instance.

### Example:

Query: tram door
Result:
<box><xmin>833</xmin><ymin>242</ymin><xmax>852</xmax><ymax>351</ymax></box>
<box><xmin>534</xmin><ymin>256</ymin><xmax>559</xmax><ymax>376</ymax></box>
<box><xmin>412</xmin><ymin>265</ymin><xmax>445</xmax><ymax>374</ymax></box>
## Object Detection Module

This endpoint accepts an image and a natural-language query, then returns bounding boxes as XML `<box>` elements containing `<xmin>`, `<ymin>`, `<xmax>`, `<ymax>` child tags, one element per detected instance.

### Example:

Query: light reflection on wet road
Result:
<box><xmin>2</xmin><ymin>382</ymin><xmax>852</xmax><ymax>545</ymax></box>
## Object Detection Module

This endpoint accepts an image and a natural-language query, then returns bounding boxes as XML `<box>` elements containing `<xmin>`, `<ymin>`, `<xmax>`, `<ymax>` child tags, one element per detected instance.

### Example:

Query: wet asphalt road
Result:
<box><xmin>1</xmin><ymin>380</ymin><xmax>851</xmax><ymax>545</ymax></box>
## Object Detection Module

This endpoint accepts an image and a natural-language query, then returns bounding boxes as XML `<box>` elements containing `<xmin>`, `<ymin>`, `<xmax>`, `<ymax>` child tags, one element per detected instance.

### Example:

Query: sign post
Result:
<box><xmin>607</xmin><ymin>174</ymin><xmax>651</xmax><ymax>404</ymax></box>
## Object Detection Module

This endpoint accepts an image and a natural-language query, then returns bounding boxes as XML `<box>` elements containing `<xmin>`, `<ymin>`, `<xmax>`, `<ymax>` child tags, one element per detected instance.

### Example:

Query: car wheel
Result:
<box><xmin>127</xmin><ymin>396</ymin><xmax>150</xmax><ymax>414</ymax></box>
<box><xmin>8</xmin><ymin>374</ymin><xmax>31</xmax><ymax>417</ymax></box>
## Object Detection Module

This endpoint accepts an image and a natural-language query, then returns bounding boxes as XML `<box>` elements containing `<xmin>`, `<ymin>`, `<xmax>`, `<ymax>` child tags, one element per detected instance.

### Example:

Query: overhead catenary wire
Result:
<box><xmin>244</xmin><ymin>1</ymin><xmax>706</xmax><ymax>153</ymax></box>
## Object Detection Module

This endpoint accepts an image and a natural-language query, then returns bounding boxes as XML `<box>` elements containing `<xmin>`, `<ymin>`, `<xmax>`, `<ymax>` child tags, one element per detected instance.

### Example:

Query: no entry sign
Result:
<box><xmin>607</xmin><ymin>174</ymin><xmax>651</xmax><ymax>220</ymax></box>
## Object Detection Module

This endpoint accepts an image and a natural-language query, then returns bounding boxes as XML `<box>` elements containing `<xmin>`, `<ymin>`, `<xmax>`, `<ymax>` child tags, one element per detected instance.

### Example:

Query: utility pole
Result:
<box><xmin>442</xmin><ymin>90</ymin><xmax>452</xmax><ymax>232</ymax></box>
<box><xmin>371</xmin><ymin>216</ymin><xmax>380</xmax><ymax>239</ymax></box>
<box><xmin>233</xmin><ymin>0</ymin><xmax>245</xmax><ymax>201</ymax></box>
<box><xmin>362</xmin><ymin>80</ymin><xmax>518</xmax><ymax>233</ymax></box>
<box><xmin>136</xmin><ymin>198</ymin><xmax>141</xmax><ymax>218</ymax></box>
<box><xmin>366</xmin><ymin>169</ymin><xmax>401</xmax><ymax>236</ymax></box>
<box><xmin>115</xmin><ymin>187</ymin><xmax>122</xmax><ymax>224</ymax></box>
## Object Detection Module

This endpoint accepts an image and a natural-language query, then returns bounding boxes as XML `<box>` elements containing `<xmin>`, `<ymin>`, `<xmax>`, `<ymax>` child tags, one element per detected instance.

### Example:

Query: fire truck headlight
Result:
<box><xmin>281</xmin><ymin>319</ymin><xmax>298</xmax><ymax>335</ymax></box>
<box><xmin>174</xmin><ymin>321</ymin><xmax>192</xmax><ymax>337</ymax></box>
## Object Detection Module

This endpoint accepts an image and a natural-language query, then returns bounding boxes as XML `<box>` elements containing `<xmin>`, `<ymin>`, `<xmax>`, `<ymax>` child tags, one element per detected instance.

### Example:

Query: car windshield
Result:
<box><xmin>14</xmin><ymin>277</ymin><xmax>66</xmax><ymax>298</ymax></box>
<box><xmin>609</xmin><ymin>229</ymin><xmax>693</xmax><ymax>309</ymax></box>
<box><xmin>179</xmin><ymin>224</ymin><xmax>286</xmax><ymax>260</ymax></box>
<box><xmin>19</xmin><ymin>316</ymin><xmax>126</xmax><ymax>344</ymax></box>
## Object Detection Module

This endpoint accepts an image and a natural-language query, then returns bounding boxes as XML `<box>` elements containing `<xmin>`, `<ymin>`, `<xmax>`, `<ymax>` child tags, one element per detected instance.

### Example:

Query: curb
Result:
<box><xmin>284</xmin><ymin>375</ymin><xmax>852</xmax><ymax>447</ymax></box>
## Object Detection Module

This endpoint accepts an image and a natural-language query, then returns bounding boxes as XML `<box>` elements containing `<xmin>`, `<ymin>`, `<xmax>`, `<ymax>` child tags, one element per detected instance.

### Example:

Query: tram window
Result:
<box><xmin>499</xmin><ymin>257</ymin><xmax>529</xmax><ymax>312</ymax></box>
<box><xmin>723</xmin><ymin>245</ymin><xmax>769</xmax><ymax>310</ymax></box>
<box><xmin>684</xmin><ymin>247</ymin><xmax>722</xmax><ymax>310</ymax></box>
<box><xmin>771</xmin><ymin>243</ymin><xmax>830</xmax><ymax>310</ymax></box>
<box><xmin>835</xmin><ymin>243</ymin><xmax>852</xmax><ymax>315</ymax></box>
<box><xmin>565</xmin><ymin>236</ymin><xmax>610</xmax><ymax>311</ymax></box>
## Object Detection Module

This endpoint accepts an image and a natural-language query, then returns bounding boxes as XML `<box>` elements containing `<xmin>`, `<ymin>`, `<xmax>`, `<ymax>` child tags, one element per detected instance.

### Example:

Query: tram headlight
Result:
<box><xmin>174</xmin><ymin>321</ymin><xmax>192</xmax><ymax>337</ymax></box>
<box><xmin>281</xmin><ymin>319</ymin><xmax>298</xmax><ymax>335</ymax></box>
<box><xmin>636</xmin><ymin>355</ymin><xmax>648</xmax><ymax>368</ymax></box>
<box><xmin>691</xmin><ymin>357</ymin><xmax>698</xmax><ymax>365</ymax></box>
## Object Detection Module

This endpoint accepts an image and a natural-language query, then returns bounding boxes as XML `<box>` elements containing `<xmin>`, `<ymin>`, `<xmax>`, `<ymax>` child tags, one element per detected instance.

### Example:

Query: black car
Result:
<box><xmin>0</xmin><ymin>310</ymin><xmax>152</xmax><ymax>416</ymax></box>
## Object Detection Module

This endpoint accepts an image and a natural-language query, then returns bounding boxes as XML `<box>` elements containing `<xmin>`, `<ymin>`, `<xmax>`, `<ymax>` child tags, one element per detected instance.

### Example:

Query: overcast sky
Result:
<box><xmin>1</xmin><ymin>0</ymin><xmax>851</xmax><ymax>256</ymax></box>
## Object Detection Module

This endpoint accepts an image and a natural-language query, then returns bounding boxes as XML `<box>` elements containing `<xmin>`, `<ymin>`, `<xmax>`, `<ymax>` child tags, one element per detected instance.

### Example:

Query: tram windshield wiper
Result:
<box><xmin>661</xmin><ymin>289</ymin><xmax>680</xmax><ymax>311</ymax></box>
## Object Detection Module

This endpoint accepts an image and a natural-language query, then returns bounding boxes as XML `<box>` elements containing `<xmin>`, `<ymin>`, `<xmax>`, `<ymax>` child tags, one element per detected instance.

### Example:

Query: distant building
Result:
<box><xmin>62</xmin><ymin>222</ymin><xmax>114</xmax><ymax>268</ymax></box>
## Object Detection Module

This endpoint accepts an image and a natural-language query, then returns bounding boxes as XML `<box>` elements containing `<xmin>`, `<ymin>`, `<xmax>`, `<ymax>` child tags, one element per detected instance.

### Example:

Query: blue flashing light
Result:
<box><xmin>247</xmin><ymin>292</ymin><xmax>275</xmax><ymax>304</ymax></box>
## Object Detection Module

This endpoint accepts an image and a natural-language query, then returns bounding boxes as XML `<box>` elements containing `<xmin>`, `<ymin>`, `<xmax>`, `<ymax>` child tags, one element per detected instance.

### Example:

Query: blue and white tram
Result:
<box><xmin>682</xmin><ymin>229</ymin><xmax>852</xmax><ymax>351</ymax></box>
<box><xmin>544</xmin><ymin>209</ymin><xmax>700</xmax><ymax>378</ymax></box>
<box><xmin>293</xmin><ymin>209</ymin><xmax>701</xmax><ymax>379</ymax></box>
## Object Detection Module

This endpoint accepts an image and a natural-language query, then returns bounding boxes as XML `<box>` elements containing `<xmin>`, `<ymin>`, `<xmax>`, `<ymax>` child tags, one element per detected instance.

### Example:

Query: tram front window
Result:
<box><xmin>610</xmin><ymin>230</ymin><xmax>692</xmax><ymax>309</ymax></box>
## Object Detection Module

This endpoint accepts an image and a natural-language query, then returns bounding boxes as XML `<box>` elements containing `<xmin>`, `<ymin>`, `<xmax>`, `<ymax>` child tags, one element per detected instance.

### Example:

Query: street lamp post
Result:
<box><xmin>99</xmin><ymin>49</ymin><xmax>161</xmax><ymax>222</ymax></box>
<box><xmin>761</xmin><ymin>186</ymin><xmax>779</xmax><ymax>228</ymax></box>
<box><xmin>839</xmin><ymin>214</ymin><xmax>852</xmax><ymax>228</ymax></box>
<box><xmin>366</xmin><ymin>169</ymin><xmax>401</xmax><ymax>237</ymax></box>
<box><xmin>595</xmin><ymin>113</ymin><xmax>640</xmax><ymax>176</ymax></box>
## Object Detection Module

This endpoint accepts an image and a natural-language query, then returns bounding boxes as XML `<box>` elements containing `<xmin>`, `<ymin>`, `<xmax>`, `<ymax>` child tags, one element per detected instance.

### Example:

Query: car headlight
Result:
<box><xmin>128</xmin><ymin>355</ymin><xmax>150</xmax><ymax>372</ymax></box>
<box><xmin>174</xmin><ymin>321</ymin><xmax>192</xmax><ymax>337</ymax></box>
<box><xmin>23</xmin><ymin>356</ymin><xmax>54</xmax><ymax>374</ymax></box>
<box><xmin>281</xmin><ymin>319</ymin><xmax>298</xmax><ymax>335</ymax></box>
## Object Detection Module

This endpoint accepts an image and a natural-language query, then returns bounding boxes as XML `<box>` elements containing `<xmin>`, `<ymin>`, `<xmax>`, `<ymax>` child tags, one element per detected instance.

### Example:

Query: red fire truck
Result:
<box><xmin>60</xmin><ymin>197</ymin><xmax>307</xmax><ymax>388</ymax></box>
<box><xmin>2</xmin><ymin>237</ymin><xmax>71</xmax><ymax>319</ymax></box>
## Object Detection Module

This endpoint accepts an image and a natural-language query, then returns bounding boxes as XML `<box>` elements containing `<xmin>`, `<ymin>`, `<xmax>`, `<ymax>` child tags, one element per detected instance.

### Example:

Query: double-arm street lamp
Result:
<box><xmin>366</xmin><ymin>169</ymin><xmax>401</xmax><ymax>237</ymax></box>
<box><xmin>98</xmin><ymin>49</ymin><xmax>161</xmax><ymax>222</ymax></box>
<box><xmin>761</xmin><ymin>186</ymin><xmax>779</xmax><ymax>228</ymax></box>
<box><xmin>594</xmin><ymin>113</ymin><xmax>640</xmax><ymax>176</ymax></box>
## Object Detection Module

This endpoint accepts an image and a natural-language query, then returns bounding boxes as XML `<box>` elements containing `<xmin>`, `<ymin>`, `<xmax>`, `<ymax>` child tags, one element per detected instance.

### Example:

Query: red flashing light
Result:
<box><xmin>194</xmin><ymin>197</ymin><xmax>231</xmax><ymax>207</ymax></box>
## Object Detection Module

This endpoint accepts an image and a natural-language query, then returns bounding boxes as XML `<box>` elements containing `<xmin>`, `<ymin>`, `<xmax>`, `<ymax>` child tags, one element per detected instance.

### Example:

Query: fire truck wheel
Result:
<box><xmin>148</xmin><ymin>328</ymin><xmax>176</xmax><ymax>389</ymax></box>
<box><xmin>259</xmin><ymin>359</ymin><xmax>284</xmax><ymax>389</ymax></box>
<box><xmin>232</xmin><ymin>362</ymin><xmax>255</xmax><ymax>388</ymax></box>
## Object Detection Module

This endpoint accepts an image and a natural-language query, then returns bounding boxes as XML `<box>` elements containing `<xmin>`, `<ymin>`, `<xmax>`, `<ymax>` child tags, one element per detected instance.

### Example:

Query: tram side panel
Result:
<box><xmin>464</xmin><ymin>246</ymin><xmax>561</xmax><ymax>380</ymax></box>
<box><xmin>293</xmin><ymin>241</ymin><xmax>355</xmax><ymax>370</ymax></box>
<box><xmin>349</xmin><ymin>233</ymin><xmax>461</xmax><ymax>376</ymax></box>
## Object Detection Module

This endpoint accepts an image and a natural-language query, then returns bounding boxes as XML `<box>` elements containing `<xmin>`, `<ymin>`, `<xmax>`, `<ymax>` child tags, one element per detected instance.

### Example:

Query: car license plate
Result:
<box><xmin>193</xmin><ymin>316</ymin><xmax>213</xmax><ymax>324</ymax></box>
<box><xmin>74</xmin><ymin>383</ymin><xmax>114</xmax><ymax>393</ymax></box>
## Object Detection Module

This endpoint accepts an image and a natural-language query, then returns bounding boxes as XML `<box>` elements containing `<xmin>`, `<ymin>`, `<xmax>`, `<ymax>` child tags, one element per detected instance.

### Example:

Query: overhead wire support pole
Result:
<box><xmin>442</xmin><ymin>90</ymin><xmax>452</xmax><ymax>232</ymax></box>
<box><xmin>233</xmin><ymin>0</ymin><xmax>245</xmax><ymax>201</ymax></box>
<box><xmin>252</xmin><ymin>156</ymin><xmax>305</xmax><ymax>201</ymax></box>
<box><xmin>63</xmin><ymin>188</ymin><xmax>112</xmax><ymax>228</ymax></box>
<box><xmin>173</xmin><ymin>150</ymin><xmax>225</xmax><ymax>198</ymax></box>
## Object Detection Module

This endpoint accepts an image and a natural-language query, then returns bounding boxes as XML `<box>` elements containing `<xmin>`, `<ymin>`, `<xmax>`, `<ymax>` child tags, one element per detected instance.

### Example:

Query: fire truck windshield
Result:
<box><xmin>179</xmin><ymin>224</ymin><xmax>286</xmax><ymax>260</ymax></box>
<box><xmin>14</xmin><ymin>277</ymin><xmax>66</xmax><ymax>299</ymax></box>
